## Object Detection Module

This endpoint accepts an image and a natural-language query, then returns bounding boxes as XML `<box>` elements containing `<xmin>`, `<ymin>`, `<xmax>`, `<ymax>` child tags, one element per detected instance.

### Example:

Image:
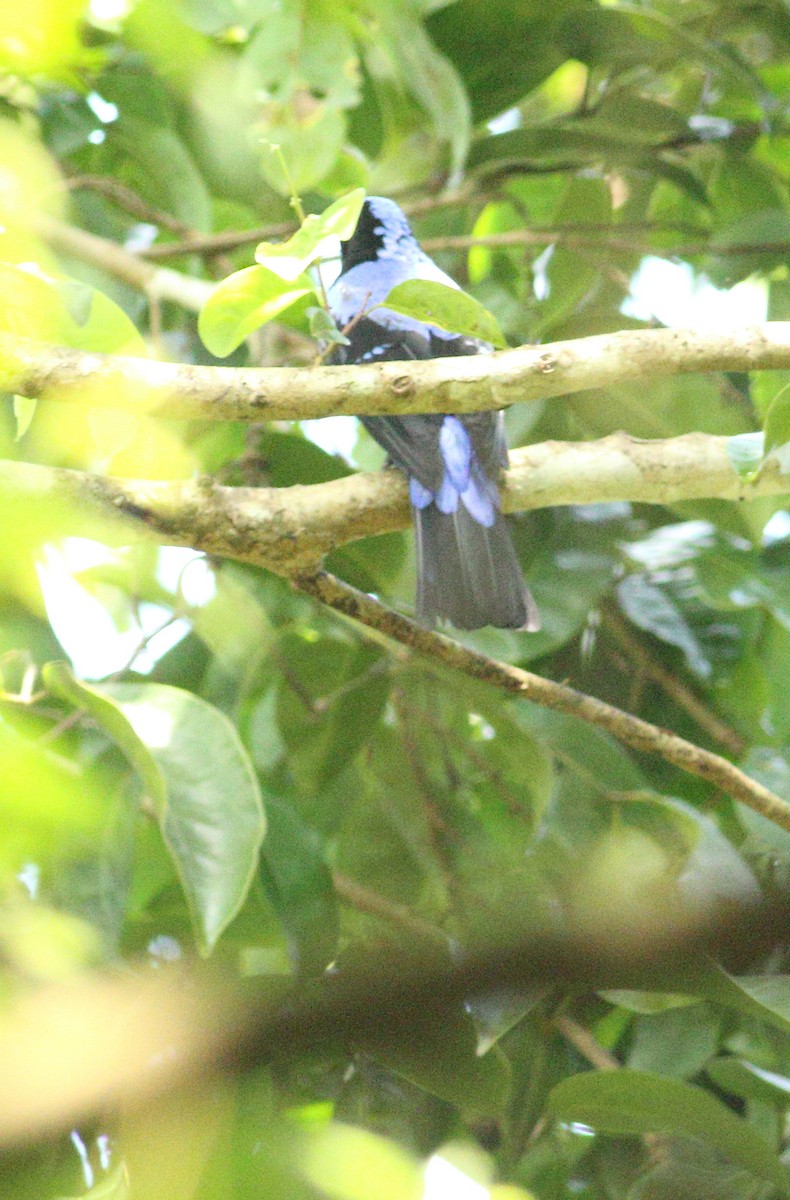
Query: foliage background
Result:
<box><xmin>4</xmin><ymin>1</ymin><xmax>790</xmax><ymax>1197</ymax></box>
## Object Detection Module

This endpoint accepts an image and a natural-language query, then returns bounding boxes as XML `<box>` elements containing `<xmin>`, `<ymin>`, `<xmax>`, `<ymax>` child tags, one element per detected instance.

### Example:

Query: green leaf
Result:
<box><xmin>111</xmin><ymin>118</ymin><xmax>213</xmax><ymax>231</ymax></box>
<box><xmin>627</xmin><ymin>1003</ymin><xmax>720</xmax><ymax>1079</ymax></box>
<box><xmin>617</xmin><ymin>574</ymin><xmax>711</xmax><ymax>679</ymax></box>
<box><xmin>727</xmin><ymin>431</ymin><xmax>765</xmax><ymax>481</ymax></box>
<box><xmin>707</xmin><ymin>1058</ymin><xmax>790</xmax><ymax>1106</ymax></box>
<box><xmin>711</xmin><ymin>972</ymin><xmax>790</xmax><ymax>1035</ymax></box>
<box><xmin>374</xmin><ymin>4</ymin><xmax>471</xmax><ymax>179</ymax></box>
<box><xmin>764</xmin><ymin>382</ymin><xmax>790</xmax><ymax>466</ymax></box>
<box><xmin>0</xmin><ymin>262</ymin><xmax>145</xmax><ymax>354</ymax></box>
<box><xmin>13</xmin><ymin>395</ymin><xmax>37</xmax><ymax>441</ymax></box>
<box><xmin>546</xmin><ymin>1070</ymin><xmax>789</xmax><ymax>1193</ymax></box>
<box><xmin>259</xmin><ymin>797</ymin><xmax>339</xmax><ymax>976</ymax></box>
<box><xmin>379</xmin><ymin>279</ymin><xmax>506</xmax><ymax>348</ymax></box>
<box><xmin>302</xmin><ymin>1124</ymin><xmax>422</xmax><ymax>1200</ymax></box>
<box><xmin>275</xmin><ymin>636</ymin><xmax>390</xmax><ymax>793</ymax></box>
<box><xmin>43</xmin><ymin>664</ymin><xmax>266</xmax><ymax>954</ymax></box>
<box><xmin>198</xmin><ymin>265</ymin><xmax>316</xmax><ymax>357</ymax></box>
<box><xmin>254</xmin><ymin>188</ymin><xmax>366</xmax><ymax>280</ymax></box>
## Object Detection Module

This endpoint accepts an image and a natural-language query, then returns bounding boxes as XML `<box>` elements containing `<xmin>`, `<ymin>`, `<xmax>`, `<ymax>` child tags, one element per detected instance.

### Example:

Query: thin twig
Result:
<box><xmin>64</xmin><ymin>173</ymin><xmax>193</xmax><ymax>235</ymax></box>
<box><xmin>331</xmin><ymin>871</ymin><xmax>443</xmax><ymax>942</ymax></box>
<box><xmin>554</xmin><ymin>1015</ymin><xmax>620</xmax><ymax>1071</ymax></box>
<box><xmin>295</xmin><ymin>571</ymin><xmax>790</xmax><ymax>834</ymax></box>
<box><xmin>603</xmin><ymin>608</ymin><xmax>747</xmax><ymax>756</ymax></box>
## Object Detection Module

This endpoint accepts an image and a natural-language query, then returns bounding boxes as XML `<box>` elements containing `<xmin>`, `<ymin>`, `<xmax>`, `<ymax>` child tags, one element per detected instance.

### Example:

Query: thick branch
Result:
<box><xmin>296</xmin><ymin>572</ymin><xmax>790</xmax><ymax>833</ymax></box>
<box><xmin>5</xmin><ymin>324</ymin><xmax>790</xmax><ymax>422</ymax></box>
<box><xmin>0</xmin><ymin>895</ymin><xmax>786</xmax><ymax>1146</ymax></box>
<box><xmin>0</xmin><ymin>432</ymin><xmax>785</xmax><ymax>572</ymax></box>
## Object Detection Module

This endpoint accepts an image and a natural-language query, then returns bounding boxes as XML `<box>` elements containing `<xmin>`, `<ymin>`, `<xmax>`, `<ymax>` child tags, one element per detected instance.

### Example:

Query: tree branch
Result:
<box><xmin>1</xmin><ymin>893</ymin><xmax>787</xmax><ymax>1147</ymax></box>
<box><xmin>5</xmin><ymin>324</ymin><xmax>790</xmax><ymax>422</ymax></box>
<box><xmin>294</xmin><ymin>573</ymin><xmax>787</xmax><ymax>835</ymax></box>
<box><xmin>39</xmin><ymin>217</ymin><xmax>213</xmax><ymax>311</ymax></box>
<box><xmin>295</xmin><ymin>571</ymin><xmax>790</xmax><ymax>832</ymax></box>
<box><xmin>0</xmin><ymin>432</ymin><xmax>786</xmax><ymax>572</ymax></box>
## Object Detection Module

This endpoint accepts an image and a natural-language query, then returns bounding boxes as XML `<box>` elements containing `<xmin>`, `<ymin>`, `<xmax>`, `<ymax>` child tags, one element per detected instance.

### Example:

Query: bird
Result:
<box><xmin>326</xmin><ymin>196</ymin><xmax>539</xmax><ymax>632</ymax></box>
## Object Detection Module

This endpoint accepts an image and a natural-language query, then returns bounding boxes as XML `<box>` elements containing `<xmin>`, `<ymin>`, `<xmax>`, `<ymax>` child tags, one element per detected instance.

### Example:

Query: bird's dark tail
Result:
<box><xmin>414</xmin><ymin>504</ymin><xmax>540</xmax><ymax>631</ymax></box>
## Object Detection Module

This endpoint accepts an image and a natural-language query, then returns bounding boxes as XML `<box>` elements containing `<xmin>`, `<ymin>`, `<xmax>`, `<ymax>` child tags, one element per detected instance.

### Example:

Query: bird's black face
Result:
<box><xmin>339</xmin><ymin>196</ymin><xmax>418</xmax><ymax>273</ymax></box>
<box><xmin>339</xmin><ymin>201</ymin><xmax>386</xmax><ymax>272</ymax></box>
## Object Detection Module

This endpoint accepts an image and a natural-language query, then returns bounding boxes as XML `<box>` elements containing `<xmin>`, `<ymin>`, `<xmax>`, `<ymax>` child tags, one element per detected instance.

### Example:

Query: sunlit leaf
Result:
<box><xmin>198</xmin><ymin>264</ymin><xmax>316</xmax><ymax>356</ymax></box>
<box><xmin>380</xmin><ymin>279</ymin><xmax>506</xmax><ymax>348</ymax></box>
<box><xmin>302</xmin><ymin>1124</ymin><xmax>422</xmax><ymax>1200</ymax></box>
<box><xmin>44</xmin><ymin>664</ymin><xmax>266</xmax><ymax>954</ymax></box>
<box><xmin>13</xmin><ymin>396</ymin><xmax>36</xmax><ymax>441</ymax></box>
<box><xmin>254</xmin><ymin>189</ymin><xmax>366</xmax><ymax>280</ymax></box>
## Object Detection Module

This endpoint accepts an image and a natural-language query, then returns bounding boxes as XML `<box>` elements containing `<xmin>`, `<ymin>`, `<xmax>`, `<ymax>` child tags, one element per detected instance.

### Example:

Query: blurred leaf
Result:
<box><xmin>380</xmin><ymin>279</ymin><xmax>505</xmax><ymax>347</ymax></box>
<box><xmin>617</xmin><ymin>574</ymin><xmax>712</xmax><ymax>679</ymax></box>
<box><xmin>276</xmin><ymin>635</ymin><xmax>390</xmax><ymax>793</ymax></box>
<box><xmin>0</xmin><ymin>263</ymin><xmax>144</xmax><ymax>355</ymax></box>
<box><xmin>707</xmin><ymin>1057</ymin><xmax>790</xmax><ymax>1106</ymax></box>
<box><xmin>727</xmin><ymin>431</ymin><xmax>764</xmax><ymax>480</ymax></box>
<box><xmin>764</xmin><ymin>387</ymin><xmax>790</xmax><ymax>460</ymax></box>
<box><xmin>0</xmin><ymin>713</ymin><xmax>100</xmax><ymax>863</ymax></box>
<box><xmin>57</xmin><ymin>1162</ymin><xmax>130</xmax><ymax>1199</ymax></box>
<box><xmin>44</xmin><ymin>664</ymin><xmax>266</xmax><ymax>953</ymax></box>
<box><xmin>627</xmin><ymin>1003</ymin><xmax>720</xmax><ymax>1079</ymax></box>
<box><xmin>0</xmin><ymin>0</ymin><xmax>96</xmax><ymax>81</ymax></box>
<box><xmin>302</xmin><ymin>1123</ymin><xmax>422</xmax><ymax>1200</ymax></box>
<box><xmin>198</xmin><ymin>265</ymin><xmax>316</xmax><ymax>357</ymax></box>
<box><xmin>712</xmin><ymin>972</ymin><xmax>790</xmax><ymax>1035</ymax></box>
<box><xmin>260</xmin><ymin>797</ymin><xmax>338</xmax><ymax>976</ymax></box>
<box><xmin>546</xmin><ymin>1070</ymin><xmax>789</xmax><ymax>1192</ymax></box>
<box><xmin>13</xmin><ymin>396</ymin><xmax>36</xmax><ymax>441</ymax></box>
<box><xmin>534</xmin><ymin>176</ymin><xmax>612</xmax><ymax>336</ymax></box>
<box><xmin>373</xmin><ymin>2</ymin><xmax>471</xmax><ymax>179</ymax></box>
<box><xmin>107</xmin><ymin>114</ymin><xmax>213</xmax><ymax>230</ymax></box>
<box><xmin>428</xmin><ymin>1</ymin><xmax>579</xmax><ymax>122</ymax></box>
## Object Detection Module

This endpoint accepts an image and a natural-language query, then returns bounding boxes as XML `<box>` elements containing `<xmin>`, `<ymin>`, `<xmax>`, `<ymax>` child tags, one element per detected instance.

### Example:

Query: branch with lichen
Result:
<box><xmin>0</xmin><ymin>431</ymin><xmax>785</xmax><ymax>572</ymax></box>
<box><xmin>4</xmin><ymin>324</ymin><xmax>790</xmax><ymax>422</ymax></box>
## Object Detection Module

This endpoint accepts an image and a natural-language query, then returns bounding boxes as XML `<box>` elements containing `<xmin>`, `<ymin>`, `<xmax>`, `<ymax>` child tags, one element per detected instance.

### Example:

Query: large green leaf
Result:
<box><xmin>259</xmin><ymin>797</ymin><xmax>338</xmax><ymax>976</ymax></box>
<box><xmin>373</xmin><ymin>2</ymin><xmax>471</xmax><ymax>178</ymax></box>
<box><xmin>0</xmin><ymin>262</ymin><xmax>144</xmax><ymax>353</ymax></box>
<box><xmin>546</xmin><ymin>1070</ymin><xmax>789</xmax><ymax>1192</ymax></box>
<box><xmin>44</xmin><ymin>664</ymin><xmax>266</xmax><ymax>954</ymax></box>
<box><xmin>379</xmin><ymin>279</ymin><xmax>506</xmax><ymax>347</ymax></box>
<box><xmin>198</xmin><ymin>265</ymin><xmax>316</xmax><ymax>357</ymax></box>
<box><xmin>617</xmin><ymin>574</ymin><xmax>712</xmax><ymax>680</ymax></box>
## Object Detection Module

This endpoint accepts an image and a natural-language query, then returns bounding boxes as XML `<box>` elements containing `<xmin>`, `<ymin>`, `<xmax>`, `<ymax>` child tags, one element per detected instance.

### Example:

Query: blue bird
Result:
<box><xmin>327</xmin><ymin>196</ymin><xmax>539</xmax><ymax>632</ymax></box>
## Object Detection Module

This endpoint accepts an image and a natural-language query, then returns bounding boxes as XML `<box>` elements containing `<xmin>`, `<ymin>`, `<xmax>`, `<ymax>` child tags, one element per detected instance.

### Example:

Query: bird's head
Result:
<box><xmin>339</xmin><ymin>196</ymin><xmax>420</xmax><ymax>272</ymax></box>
